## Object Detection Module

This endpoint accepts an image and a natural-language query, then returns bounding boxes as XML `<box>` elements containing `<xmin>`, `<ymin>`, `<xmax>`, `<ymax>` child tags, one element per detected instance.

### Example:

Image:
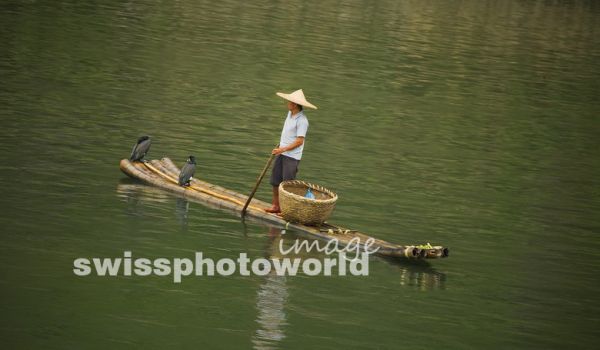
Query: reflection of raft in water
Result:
<box><xmin>119</xmin><ymin>158</ymin><xmax>449</xmax><ymax>260</ymax></box>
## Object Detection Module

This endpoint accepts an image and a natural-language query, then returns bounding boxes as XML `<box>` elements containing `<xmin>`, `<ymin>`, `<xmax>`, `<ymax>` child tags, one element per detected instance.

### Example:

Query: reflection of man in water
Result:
<box><xmin>253</xmin><ymin>273</ymin><xmax>288</xmax><ymax>349</ymax></box>
<box><xmin>252</xmin><ymin>227</ymin><xmax>289</xmax><ymax>350</ymax></box>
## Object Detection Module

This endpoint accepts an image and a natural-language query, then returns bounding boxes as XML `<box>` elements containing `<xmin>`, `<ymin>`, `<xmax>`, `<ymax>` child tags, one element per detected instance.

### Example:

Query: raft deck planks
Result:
<box><xmin>119</xmin><ymin>158</ymin><xmax>448</xmax><ymax>259</ymax></box>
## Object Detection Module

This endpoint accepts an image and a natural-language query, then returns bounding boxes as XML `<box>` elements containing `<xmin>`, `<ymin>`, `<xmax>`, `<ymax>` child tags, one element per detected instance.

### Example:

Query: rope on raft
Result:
<box><xmin>142</xmin><ymin>161</ymin><xmax>265</xmax><ymax>213</ymax></box>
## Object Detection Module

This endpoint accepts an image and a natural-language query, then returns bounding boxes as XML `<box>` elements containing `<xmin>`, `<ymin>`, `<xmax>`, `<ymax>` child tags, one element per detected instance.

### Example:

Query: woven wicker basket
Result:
<box><xmin>279</xmin><ymin>180</ymin><xmax>338</xmax><ymax>225</ymax></box>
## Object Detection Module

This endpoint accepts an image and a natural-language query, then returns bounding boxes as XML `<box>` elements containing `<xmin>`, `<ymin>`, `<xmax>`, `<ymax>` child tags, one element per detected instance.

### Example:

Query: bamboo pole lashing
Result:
<box><xmin>142</xmin><ymin>161</ymin><xmax>265</xmax><ymax>213</ymax></box>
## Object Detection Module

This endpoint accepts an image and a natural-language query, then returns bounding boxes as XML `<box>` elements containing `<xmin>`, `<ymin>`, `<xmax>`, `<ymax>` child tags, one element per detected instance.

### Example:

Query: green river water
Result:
<box><xmin>1</xmin><ymin>0</ymin><xmax>599</xmax><ymax>349</ymax></box>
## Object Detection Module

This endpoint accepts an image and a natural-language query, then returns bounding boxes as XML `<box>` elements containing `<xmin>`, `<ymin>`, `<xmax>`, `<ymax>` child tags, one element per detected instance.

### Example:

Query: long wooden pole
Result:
<box><xmin>241</xmin><ymin>147</ymin><xmax>277</xmax><ymax>217</ymax></box>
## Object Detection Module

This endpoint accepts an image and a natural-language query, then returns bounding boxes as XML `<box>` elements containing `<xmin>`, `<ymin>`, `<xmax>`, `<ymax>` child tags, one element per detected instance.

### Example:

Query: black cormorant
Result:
<box><xmin>178</xmin><ymin>155</ymin><xmax>196</xmax><ymax>186</ymax></box>
<box><xmin>130</xmin><ymin>136</ymin><xmax>151</xmax><ymax>161</ymax></box>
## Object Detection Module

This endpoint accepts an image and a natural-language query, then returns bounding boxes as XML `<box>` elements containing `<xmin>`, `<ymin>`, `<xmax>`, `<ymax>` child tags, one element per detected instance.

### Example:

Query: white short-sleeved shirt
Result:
<box><xmin>280</xmin><ymin>110</ymin><xmax>309</xmax><ymax>160</ymax></box>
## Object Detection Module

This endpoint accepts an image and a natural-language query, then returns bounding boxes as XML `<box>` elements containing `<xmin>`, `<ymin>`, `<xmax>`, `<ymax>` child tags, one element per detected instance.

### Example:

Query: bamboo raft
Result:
<box><xmin>119</xmin><ymin>158</ymin><xmax>449</xmax><ymax>260</ymax></box>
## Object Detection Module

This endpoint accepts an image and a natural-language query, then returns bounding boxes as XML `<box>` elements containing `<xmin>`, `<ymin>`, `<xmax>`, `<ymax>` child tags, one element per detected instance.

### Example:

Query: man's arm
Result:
<box><xmin>272</xmin><ymin>137</ymin><xmax>304</xmax><ymax>155</ymax></box>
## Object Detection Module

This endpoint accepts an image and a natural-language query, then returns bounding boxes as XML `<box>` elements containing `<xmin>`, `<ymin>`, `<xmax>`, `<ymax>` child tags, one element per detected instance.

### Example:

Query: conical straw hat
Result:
<box><xmin>276</xmin><ymin>89</ymin><xmax>317</xmax><ymax>109</ymax></box>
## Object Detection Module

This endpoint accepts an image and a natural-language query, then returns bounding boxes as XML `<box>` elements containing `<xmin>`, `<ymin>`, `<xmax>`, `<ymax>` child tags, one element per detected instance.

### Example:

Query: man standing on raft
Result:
<box><xmin>265</xmin><ymin>89</ymin><xmax>317</xmax><ymax>213</ymax></box>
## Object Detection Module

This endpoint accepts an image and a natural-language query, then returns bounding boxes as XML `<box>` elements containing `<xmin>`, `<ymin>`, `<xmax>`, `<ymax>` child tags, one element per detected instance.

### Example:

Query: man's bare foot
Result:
<box><xmin>265</xmin><ymin>207</ymin><xmax>281</xmax><ymax>213</ymax></box>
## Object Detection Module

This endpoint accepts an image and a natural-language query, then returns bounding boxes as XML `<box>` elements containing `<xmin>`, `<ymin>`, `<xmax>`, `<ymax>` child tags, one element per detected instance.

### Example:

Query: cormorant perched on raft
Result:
<box><xmin>178</xmin><ymin>156</ymin><xmax>196</xmax><ymax>186</ymax></box>
<box><xmin>130</xmin><ymin>136</ymin><xmax>151</xmax><ymax>162</ymax></box>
